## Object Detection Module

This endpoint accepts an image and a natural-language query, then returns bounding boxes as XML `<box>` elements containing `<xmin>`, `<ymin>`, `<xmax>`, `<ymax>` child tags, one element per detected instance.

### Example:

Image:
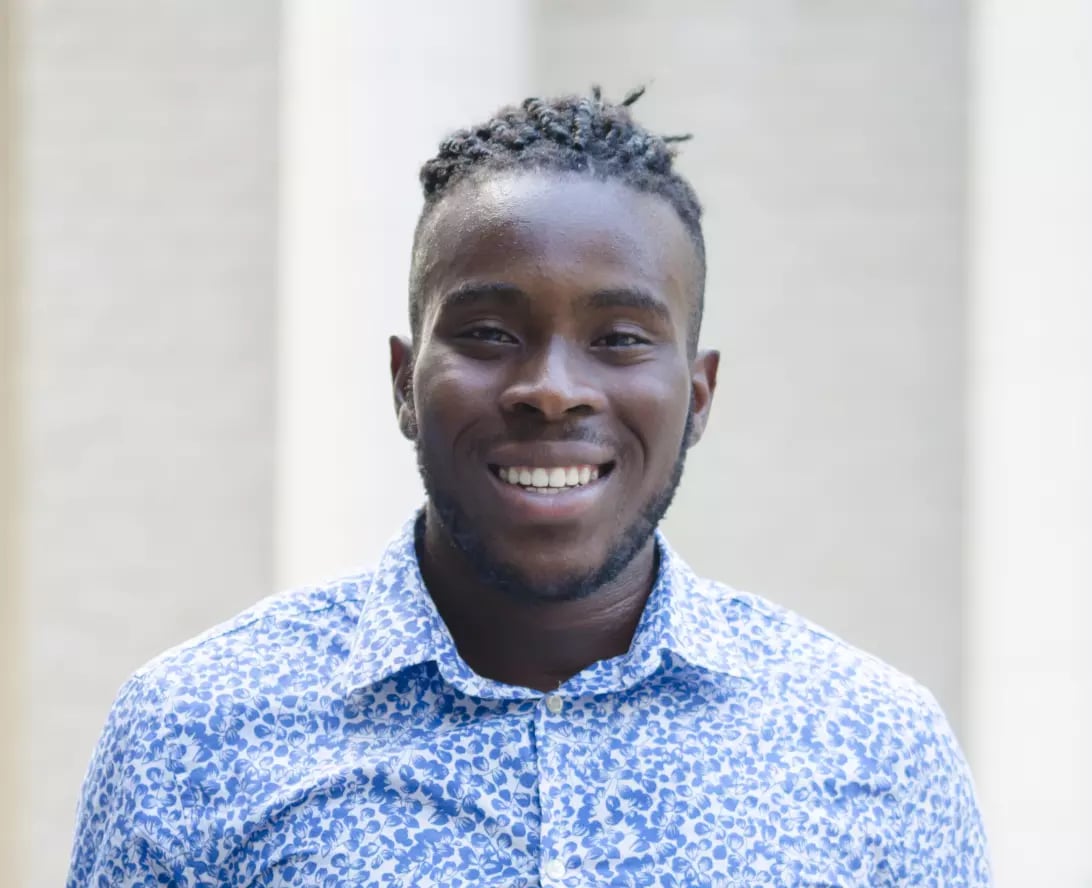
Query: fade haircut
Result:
<box><xmin>410</xmin><ymin>87</ymin><xmax>706</xmax><ymax>353</ymax></box>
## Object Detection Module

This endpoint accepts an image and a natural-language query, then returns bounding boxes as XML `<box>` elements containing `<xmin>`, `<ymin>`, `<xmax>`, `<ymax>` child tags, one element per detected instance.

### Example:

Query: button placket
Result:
<box><xmin>538</xmin><ymin>692</ymin><xmax>573</xmax><ymax>883</ymax></box>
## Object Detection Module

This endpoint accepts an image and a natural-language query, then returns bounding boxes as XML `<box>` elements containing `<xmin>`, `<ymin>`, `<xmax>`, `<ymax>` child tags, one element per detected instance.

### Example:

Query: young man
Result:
<box><xmin>69</xmin><ymin>89</ymin><xmax>990</xmax><ymax>886</ymax></box>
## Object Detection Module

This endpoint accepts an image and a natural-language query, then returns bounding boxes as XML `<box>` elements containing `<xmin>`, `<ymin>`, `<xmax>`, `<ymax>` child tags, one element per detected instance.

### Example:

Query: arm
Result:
<box><xmin>897</xmin><ymin>690</ymin><xmax>992</xmax><ymax>886</ymax></box>
<box><xmin>67</xmin><ymin>673</ymin><xmax>180</xmax><ymax>887</ymax></box>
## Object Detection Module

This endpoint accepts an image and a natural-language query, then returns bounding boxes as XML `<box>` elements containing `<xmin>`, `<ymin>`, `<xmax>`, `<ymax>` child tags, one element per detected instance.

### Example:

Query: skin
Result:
<box><xmin>389</xmin><ymin>170</ymin><xmax>719</xmax><ymax>691</ymax></box>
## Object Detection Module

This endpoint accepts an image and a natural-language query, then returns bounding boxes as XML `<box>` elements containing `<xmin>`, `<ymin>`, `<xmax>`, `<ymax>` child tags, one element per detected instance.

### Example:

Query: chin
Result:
<box><xmin>422</xmin><ymin>465</ymin><xmax>662</xmax><ymax>602</ymax></box>
<box><xmin>480</xmin><ymin>536</ymin><xmax>640</xmax><ymax>603</ymax></box>
<box><xmin>491</xmin><ymin>568</ymin><xmax>604</xmax><ymax>603</ymax></box>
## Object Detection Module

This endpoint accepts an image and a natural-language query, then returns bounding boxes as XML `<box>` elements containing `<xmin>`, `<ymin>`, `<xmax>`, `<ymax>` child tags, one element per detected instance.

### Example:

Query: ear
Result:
<box><xmin>686</xmin><ymin>348</ymin><xmax>719</xmax><ymax>447</ymax></box>
<box><xmin>389</xmin><ymin>335</ymin><xmax>418</xmax><ymax>441</ymax></box>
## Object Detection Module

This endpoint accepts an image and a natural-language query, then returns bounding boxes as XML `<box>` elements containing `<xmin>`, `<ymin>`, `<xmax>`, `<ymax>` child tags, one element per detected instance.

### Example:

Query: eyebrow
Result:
<box><xmin>438</xmin><ymin>282</ymin><xmax>529</xmax><ymax>311</ymax></box>
<box><xmin>586</xmin><ymin>287</ymin><xmax>673</xmax><ymax>325</ymax></box>
<box><xmin>437</xmin><ymin>282</ymin><xmax>673</xmax><ymax>325</ymax></box>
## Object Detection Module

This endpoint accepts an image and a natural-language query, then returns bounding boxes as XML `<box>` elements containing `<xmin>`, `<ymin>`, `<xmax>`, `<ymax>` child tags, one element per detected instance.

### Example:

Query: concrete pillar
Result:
<box><xmin>967</xmin><ymin>1</ymin><xmax>1092</xmax><ymax>883</ymax></box>
<box><xmin>19</xmin><ymin>3</ymin><xmax>280</xmax><ymax>884</ymax></box>
<box><xmin>0</xmin><ymin>0</ymin><xmax>25</xmax><ymax>883</ymax></box>
<box><xmin>277</xmin><ymin>0</ymin><xmax>532</xmax><ymax>588</ymax></box>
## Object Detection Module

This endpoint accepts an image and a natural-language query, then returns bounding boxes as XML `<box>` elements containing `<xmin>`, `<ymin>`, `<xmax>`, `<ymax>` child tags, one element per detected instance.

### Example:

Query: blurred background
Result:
<box><xmin>1</xmin><ymin>1</ymin><xmax>1089</xmax><ymax>886</ymax></box>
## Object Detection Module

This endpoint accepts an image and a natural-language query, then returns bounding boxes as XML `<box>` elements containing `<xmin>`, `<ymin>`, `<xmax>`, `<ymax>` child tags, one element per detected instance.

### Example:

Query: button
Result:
<box><xmin>545</xmin><ymin>694</ymin><xmax>564</xmax><ymax>714</ymax></box>
<box><xmin>544</xmin><ymin>858</ymin><xmax>566</xmax><ymax>880</ymax></box>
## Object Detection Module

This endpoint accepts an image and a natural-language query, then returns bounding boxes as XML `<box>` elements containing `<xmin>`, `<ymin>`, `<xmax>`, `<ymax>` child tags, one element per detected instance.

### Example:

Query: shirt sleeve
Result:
<box><xmin>67</xmin><ymin>673</ymin><xmax>180</xmax><ymax>888</ymax></box>
<box><xmin>897</xmin><ymin>689</ymin><xmax>992</xmax><ymax>886</ymax></box>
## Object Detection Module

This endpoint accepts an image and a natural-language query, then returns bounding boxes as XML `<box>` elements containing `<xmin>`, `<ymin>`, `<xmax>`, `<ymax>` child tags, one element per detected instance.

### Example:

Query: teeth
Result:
<box><xmin>495</xmin><ymin>464</ymin><xmax>606</xmax><ymax>491</ymax></box>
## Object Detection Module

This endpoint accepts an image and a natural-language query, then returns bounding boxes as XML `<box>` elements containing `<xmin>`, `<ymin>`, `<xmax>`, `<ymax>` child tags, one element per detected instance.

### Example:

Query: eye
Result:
<box><xmin>461</xmin><ymin>326</ymin><xmax>518</xmax><ymax>345</ymax></box>
<box><xmin>593</xmin><ymin>331</ymin><xmax>653</xmax><ymax>348</ymax></box>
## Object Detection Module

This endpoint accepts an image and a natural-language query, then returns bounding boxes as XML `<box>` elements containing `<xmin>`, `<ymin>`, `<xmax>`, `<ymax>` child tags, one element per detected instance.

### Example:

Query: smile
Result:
<box><xmin>489</xmin><ymin>463</ymin><xmax>614</xmax><ymax>493</ymax></box>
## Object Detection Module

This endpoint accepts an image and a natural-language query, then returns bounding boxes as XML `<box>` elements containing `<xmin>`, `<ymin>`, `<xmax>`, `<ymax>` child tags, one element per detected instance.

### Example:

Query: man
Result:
<box><xmin>69</xmin><ymin>89</ymin><xmax>990</xmax><ymax>886</ymax></box>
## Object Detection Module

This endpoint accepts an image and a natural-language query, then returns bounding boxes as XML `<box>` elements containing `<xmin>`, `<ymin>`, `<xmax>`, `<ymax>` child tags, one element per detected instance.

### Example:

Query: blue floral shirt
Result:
<box><xmin>69</xmin><ymin>516</ymin><xmax>990</xmax><ymax>887</ymax></box>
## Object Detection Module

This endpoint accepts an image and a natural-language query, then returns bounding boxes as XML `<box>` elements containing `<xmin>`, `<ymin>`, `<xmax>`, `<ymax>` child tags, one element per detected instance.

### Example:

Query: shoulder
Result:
<box><xmin>687</xmin><ymin>578</ymin><xmax>991</xmax><ymax>880</ymax></box>
<box><xmin>126</xmin><ymin>570</ymin><xmax>372</xmax><ymax>709</ymax></box>
<box><xmin>86</xmin><ymin>572</ymin><xmax>374</xmax><ymax>821</ymax></box>
<box><xmin>707</xmin><ymin>582</ymin><xmax>982</xmax><ymax>818</ymax></box>
<box><xmin>70</xmin><ymin>574</ymin><xmax>375</xmax><ymax>882</ymax></box>
<box><xmin>689</xmin><ymin>575</ymin><xmax>953</xmax><ymax>741</ymax></box>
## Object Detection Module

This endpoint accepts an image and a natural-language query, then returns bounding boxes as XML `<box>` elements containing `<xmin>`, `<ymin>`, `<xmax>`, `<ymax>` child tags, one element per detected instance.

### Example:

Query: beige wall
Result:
<box><xmin>0</xmin><ymin>0</ymin><xmax>26</xmax><ymax>883</ymax></box>
<box><xmin>19</xmin><ymin>2</ymin><xmax>280</xmax><ymax>885</ymax></box>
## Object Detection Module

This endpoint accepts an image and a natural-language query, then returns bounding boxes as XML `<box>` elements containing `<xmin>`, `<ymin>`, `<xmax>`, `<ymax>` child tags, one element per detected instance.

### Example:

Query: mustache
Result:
<box><xmin>483</xmin><ymin>423</ymin><xmax>616</xmax><ymax>449</ymax></box>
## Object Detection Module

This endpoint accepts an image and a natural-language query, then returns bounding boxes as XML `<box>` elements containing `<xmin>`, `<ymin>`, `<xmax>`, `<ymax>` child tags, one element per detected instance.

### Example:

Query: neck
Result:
<box><xmin>417</xmin><ymin>507</ymin><xmax>659</xmax><ymax>692</ymax></box>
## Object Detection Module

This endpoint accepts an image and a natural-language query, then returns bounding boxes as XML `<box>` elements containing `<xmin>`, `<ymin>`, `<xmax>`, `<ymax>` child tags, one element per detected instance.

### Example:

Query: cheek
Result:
<box><xmin>614</xmin><ymin>373</ymin><xmax>691</xmax><ymax>471</ymax></box>
<box><xmin>413</xmin><ymin>355</ymin><xmax>495</xmax><ymax>451</ymax></box>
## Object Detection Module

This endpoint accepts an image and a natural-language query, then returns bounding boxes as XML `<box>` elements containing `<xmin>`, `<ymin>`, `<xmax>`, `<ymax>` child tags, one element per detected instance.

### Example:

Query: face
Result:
<box><xmin>392</xmin><ymin>171</ymin><xmax>718</xmax><ymax>601</ymax></box>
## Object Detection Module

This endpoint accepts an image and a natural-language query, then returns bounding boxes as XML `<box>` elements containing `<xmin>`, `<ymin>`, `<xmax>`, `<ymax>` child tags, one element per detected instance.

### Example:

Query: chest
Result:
<box><xmin>193</xmin><ymin>693</ymin><xmax>899</xmax><ymax>886</ymax></box>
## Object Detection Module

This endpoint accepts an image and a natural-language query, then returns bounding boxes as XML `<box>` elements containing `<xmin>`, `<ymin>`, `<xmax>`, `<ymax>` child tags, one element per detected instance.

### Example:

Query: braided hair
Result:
<box><xmin>411</xmin><ymin>87</ymin><xmax>706</xmax><ymax>352</ymax></box>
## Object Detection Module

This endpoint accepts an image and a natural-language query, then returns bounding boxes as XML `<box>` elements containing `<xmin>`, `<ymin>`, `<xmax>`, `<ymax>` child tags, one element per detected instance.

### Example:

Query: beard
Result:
<box><xmin>415</xmin><ymin>407</ymin><xmax>693</xmax><ymax>603</ymax></box>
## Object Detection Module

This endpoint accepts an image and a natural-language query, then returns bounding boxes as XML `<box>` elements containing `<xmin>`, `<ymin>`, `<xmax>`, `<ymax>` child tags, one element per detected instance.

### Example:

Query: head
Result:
<box><xmin>391</xmin><ymin>88</ymin><xmax>719</xmax><ymax>602</ymax></box>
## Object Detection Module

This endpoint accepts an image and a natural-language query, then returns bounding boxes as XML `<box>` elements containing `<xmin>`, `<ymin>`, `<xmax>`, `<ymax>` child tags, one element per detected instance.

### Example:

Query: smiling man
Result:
<box><xmin>69</xmin><ymin>89</ymin><xmax>990</xmax><ymax>887</ymax></box>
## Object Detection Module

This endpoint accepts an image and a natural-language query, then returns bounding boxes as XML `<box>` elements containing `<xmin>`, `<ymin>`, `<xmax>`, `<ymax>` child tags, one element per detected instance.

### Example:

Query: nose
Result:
<box><xmin>499</xmin><ymin>337</ymin><xmax>606</xmax><ymax>420</ymax></box>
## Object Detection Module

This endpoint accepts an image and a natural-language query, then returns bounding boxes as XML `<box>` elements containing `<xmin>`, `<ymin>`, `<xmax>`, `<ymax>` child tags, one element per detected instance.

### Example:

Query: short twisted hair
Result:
<box><xmin>411</xmin><ymin>87</ymin><xmax>706</xmax><ymax>351</ymax></box>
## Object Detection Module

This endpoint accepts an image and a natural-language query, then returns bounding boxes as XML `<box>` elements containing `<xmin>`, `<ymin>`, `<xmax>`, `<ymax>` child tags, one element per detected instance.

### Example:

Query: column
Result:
<box><xmin>967</xmin><ymin>1</ymin><xmax>1092</xmax><ymax>883</ymax></box>
<box><xmin>0</xmin><ymin>0</ymin><xmax>25</xmax><ymax>883</ymax></box>
<box><xmin>19</xmin><ymin>3</ymin><xmax>280</xmax><ymax>884</ymax></box>
<box><xmin>277</xmin><ymin>1</ymin><xmax>532</xmax><ymax>588</ymax></box>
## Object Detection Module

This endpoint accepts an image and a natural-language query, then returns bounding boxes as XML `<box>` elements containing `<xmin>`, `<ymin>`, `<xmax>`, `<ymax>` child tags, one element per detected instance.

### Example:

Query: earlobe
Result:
<box><xmin>687</xmin><ymin>348</ymin><xmax>720</xmax><ymax>447</ymax></box>
<box><xmin>389</xmin><ymin>335</ymin><xmax>418</xmax><ymax>441</ymax></box>
<box><xmin>398</xmin><ymin>401</ymin><xmax>418</xmax><ymax>441</ymax></box>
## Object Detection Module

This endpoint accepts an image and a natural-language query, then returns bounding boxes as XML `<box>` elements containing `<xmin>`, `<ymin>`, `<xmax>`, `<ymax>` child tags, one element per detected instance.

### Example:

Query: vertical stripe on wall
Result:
<box><xmin>0</xmin><ymin>0</ymin><xmax>24</xmax><ymax>881</ymax></box>
<box><xmin>967</xmin><ymin>1</ymin><xmax>1092</xmax><ymax>883</ymax></box>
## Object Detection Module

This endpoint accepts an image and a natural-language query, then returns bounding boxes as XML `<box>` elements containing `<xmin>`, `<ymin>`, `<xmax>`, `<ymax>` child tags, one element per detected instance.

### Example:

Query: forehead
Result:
<box><xmin>412</xmin><ymin>171</ymin><xmax>701</xmax><ymax>318</ymax></box>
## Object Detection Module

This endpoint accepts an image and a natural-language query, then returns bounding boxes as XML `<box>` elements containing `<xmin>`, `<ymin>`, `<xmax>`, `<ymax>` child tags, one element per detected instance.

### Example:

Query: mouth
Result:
<box><xmin>487</xmin><ymin>461</ymin><xmax>615</xmax><ymax>494</ymax></box>
<box><xmin>483</xmin><ymin>460</ymin><xmax>616</xmax><ymax>524</ymax></box>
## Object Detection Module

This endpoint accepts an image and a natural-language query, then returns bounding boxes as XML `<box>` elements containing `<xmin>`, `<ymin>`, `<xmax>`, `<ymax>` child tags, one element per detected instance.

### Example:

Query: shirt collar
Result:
<box><xmin>337</xmin><ymin>512</ymin><xmax>752</xmax><ymax>698</ymax></box>
<box><xmin>336</xmin><ymin>514</ymin><xmax>453</xmax><ymax>693</ymax></box>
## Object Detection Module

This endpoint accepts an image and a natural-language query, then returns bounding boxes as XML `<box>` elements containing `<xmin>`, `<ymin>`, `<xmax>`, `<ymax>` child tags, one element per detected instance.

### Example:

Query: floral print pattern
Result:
<box><xmin>69</xmin><ymin>515</ymin><xmax>990</xmax><ymax>886</ymax></box>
